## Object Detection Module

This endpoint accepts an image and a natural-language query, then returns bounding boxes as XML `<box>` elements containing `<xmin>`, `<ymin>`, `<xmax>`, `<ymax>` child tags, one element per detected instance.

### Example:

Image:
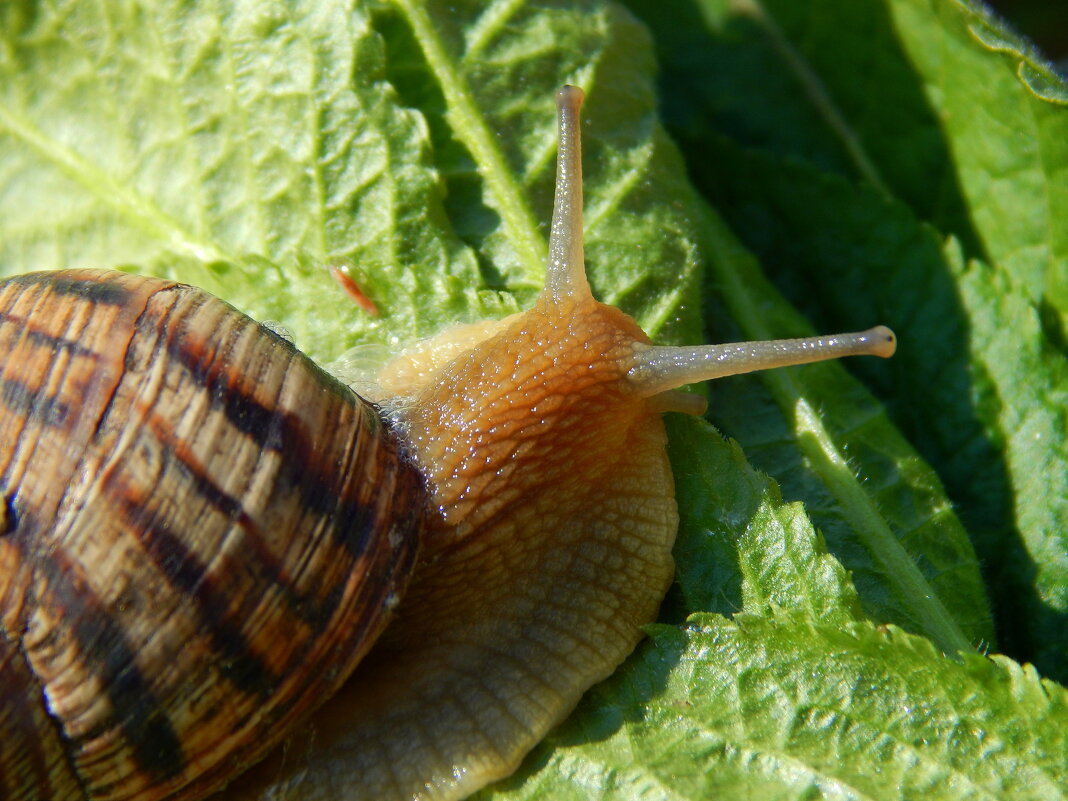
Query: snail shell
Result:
<box><xmin>0</xmin><ymin>270</ymin><xmax>425</xmax><ymax>800</ymax></box>
<box><xmin>0</xmin><ymin>86</ymin><xmax>894</xmax><ymax>801</ymax></box>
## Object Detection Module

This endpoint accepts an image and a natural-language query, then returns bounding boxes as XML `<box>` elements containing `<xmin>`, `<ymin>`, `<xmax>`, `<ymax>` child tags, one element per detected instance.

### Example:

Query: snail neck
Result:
<box><xmin>399</xmin><ymin>292</ymin><xmax>657</xmax><ymax>544</ymax></box>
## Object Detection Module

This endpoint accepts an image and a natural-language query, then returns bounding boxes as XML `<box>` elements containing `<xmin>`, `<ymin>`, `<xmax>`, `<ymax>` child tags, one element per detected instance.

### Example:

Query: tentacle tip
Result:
<box><xmin>556</xmin><ymin>85</ymin><xmax>584</xmax><ymax>113</ymax></box>
<box><xmin>869</xmin><ymin>325</ymin><xmax>897</xmax><ymax>358</ymax></box>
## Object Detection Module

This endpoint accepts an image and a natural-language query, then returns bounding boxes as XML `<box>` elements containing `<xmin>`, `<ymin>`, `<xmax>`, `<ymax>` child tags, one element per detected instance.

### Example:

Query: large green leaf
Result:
<box><xmin>492</xmin><ymin>610</ymin><xmax>1068</xmax><ymax>801</ymax></box>
<box><xmin>0</xmin><ymin>0</ymin><xmax>496</xmax><ymax>353</ymax></box>
<box><xmin>624</xmin><ymin>0</ymin><xmax>1068</xmax><ymax>682</ymax></box>
<box><xmin>1</xmin><ymin>0</ymin><xmax>1064</xmax><ymax>799</ymax></box>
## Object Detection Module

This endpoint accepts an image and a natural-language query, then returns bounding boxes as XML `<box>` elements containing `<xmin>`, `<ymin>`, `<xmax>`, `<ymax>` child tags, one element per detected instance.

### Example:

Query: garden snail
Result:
<box><xmin>0</xmin><ymin>86</ymin><xmax>896</xmax><ymax>801</ymax></box>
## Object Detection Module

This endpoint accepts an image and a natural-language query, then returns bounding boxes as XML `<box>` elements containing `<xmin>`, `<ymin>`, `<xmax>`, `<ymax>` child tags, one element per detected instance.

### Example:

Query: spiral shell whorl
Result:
<box><xmin>0</xmin><ymin>270</ymin><xmax>425</xmax><ymax>801</ymax></box>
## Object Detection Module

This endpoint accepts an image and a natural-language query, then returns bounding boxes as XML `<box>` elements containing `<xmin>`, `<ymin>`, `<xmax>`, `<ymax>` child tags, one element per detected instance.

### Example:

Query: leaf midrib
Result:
<box><xmin>392</xmin><ymin>0</ymin><xmax>548</xmax><ymax>289</ymax></box>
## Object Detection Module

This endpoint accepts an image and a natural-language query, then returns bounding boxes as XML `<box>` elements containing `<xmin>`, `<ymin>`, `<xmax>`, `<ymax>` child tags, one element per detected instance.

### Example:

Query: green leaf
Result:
<box><xmin>624</xmin><ymin>0</ymin><xmax>1068</xmax><ymax>682</ymax></box>
<box><xmin>0</xmin><ymin>0</ymin><xmax>495</xmax><ymax>357</ymax></box>
<box><xmin>668</xmin><ymin>281</ymin><xmax>987</xmax><ymax>656</ymax></box>
<box><xmin>949</xmin><ymin>248</ymin><xmax>1068</xmax><ymax>673</ymax></box>
<box><xmin>698</xmin><ymin>205</ymin><xmax>987</xmax><ymax>655</ymax></box>
<box><xmin>489</xmin><ymin>612</ymin><xmax>1068</xmax><ymax>801</ymax></box>
<box><xmin>665</xmin><ymin>416</ymin><xmax>865</xmax><ymax>626</ymax></box>
<box><xmin>2</xmin><ymin>0</ymin><xmax>1066</xmax><ymax>799</ymax></box>
<box><xmin>630</xmin><ymin>0</ymin><xmax>1068</xmax><ymax>319</ymax></box>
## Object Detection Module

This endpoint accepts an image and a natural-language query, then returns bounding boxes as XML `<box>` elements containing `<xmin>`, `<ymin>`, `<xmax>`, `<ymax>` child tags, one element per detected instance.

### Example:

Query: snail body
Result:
<box><xmin>0</xmin><ymin>87</ymin><xmax>895</xmax><ymax>801</ymax></box>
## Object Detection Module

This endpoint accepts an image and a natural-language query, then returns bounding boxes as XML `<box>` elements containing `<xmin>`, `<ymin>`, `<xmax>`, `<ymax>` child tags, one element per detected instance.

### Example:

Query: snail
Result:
<box><xmin>0</xmin><ymin>86</ymin><xmax>896</xmax><ymax>801</ymax></box>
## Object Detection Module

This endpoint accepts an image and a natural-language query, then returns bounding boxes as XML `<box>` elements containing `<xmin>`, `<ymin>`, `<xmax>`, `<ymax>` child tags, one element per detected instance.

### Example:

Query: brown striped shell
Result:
<box><xmin>0</xmin><ymin>269</ymin><xmax>425</xmax><ymax>800</ymax></box>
